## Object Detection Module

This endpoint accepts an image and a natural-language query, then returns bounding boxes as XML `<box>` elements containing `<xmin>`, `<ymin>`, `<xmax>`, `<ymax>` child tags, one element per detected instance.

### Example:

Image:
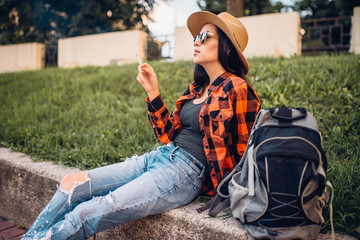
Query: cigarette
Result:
<box><xmin>136</xmin><ymin>54</ymin><xmax>144</xmax><ymax>73</ymax></box>
<box><xmin>136</xmin><ymin>54</ymin><xmax>142</xmax><ymax>65</ymax></box>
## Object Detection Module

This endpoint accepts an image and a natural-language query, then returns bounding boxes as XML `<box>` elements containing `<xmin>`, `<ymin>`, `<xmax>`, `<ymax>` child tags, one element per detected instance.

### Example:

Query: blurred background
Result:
<box><xmin>0</xmin><ymin>0</ymin><xmax>359</xmax><ymax>69</ymax></box>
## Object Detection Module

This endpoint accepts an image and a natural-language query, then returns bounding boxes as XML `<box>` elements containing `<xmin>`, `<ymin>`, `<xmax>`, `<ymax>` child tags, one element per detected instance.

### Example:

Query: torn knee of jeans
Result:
<box><xmin>58</xmin><ymin>185</ymin><xmax>70</xmax><ymax>195</ymax></box>
<box><xmin>126</xmin><ymin>155</ymin><xmax>139</xmax><ymax>161</ymax></box>
<box><xmin>59</xmin><ymin>173</ymin><xmax>92</xmax><ymax>205</ymax></box>
<box><xmin>58</xmin><ymin>222</ymin><xmax>65</xmax><ymax>231</ymax></box>
<box><xmin>125</xmin><ymin>155</ymin><xmax>144</xmax><ymax>167</ymax></box>
<box><xmin>93</xmin><ymin>191</ymin><xmax>115</xmax><ymax>205</ymax></box>
<box><xmin>42</xmin><ymin>228</ymin><xmax>52</xmax><ymax>240</ymax></box>
<box><xmin>105</xmin><ymin>191</ymin><xmax>115</xmax><ymax>204</ymax></box>
<box><xmin>65</xmin><ymin>213</ymin><xmax>77</xmax><ymax>228</ymax></box>
<box><xmin>93</xmin><ymin>196</ymin><xmax>101</xmax><ymax>204</ymax></box>
<box><xmin>25</xmin><ymin>228</ymin><xmax>52</xmax><ymax>240</ymax></box>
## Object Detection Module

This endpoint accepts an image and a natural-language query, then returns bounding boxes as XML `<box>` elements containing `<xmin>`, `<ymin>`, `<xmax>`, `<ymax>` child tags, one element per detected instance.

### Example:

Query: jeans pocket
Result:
<box><xmin>180</xmin><ymin>184</ymin><xmax>200</xmax><ymax>206</ymax></box>
<box><xmin>190</xmin><ymin>166</ymin><xmax>206</xmax><ymax>188</ymax></box>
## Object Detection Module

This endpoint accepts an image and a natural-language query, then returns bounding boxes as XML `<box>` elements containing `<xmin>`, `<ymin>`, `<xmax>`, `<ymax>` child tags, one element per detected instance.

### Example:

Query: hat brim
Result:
<box><xmin>187</xmin><ymin>11</ymin><xmax>249</xmax><ymax>74</ymax></box>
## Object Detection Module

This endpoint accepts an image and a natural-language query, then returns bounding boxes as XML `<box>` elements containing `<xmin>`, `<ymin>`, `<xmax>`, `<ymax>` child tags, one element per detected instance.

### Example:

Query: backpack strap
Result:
<box><xmin>196</xmin><ymin>194</ymin><xmax>231</xmax><ymax>217</ymax></box>
<box><xmin>196</xmin><ymin>166</ymin><xmax>238</xmax><ymax>216</ymax></box>
<box><xmin>326</xmin><ymin>181</ymin><xmax>335</xmax><ymax>240</ymax></box>
<box><xmin>208</xmin><ymin>196</ymin><xmax>231</xmax><ymax>217</ymax></box>
<box><xmin>247</xmin><ymin>146</ymin><xmax>255</xmax><ymax>196</ymax></box>
<box><xmin>269</xmin><ymin>107</ymin><xmax>307</xmax><ymax>122</ymax></box>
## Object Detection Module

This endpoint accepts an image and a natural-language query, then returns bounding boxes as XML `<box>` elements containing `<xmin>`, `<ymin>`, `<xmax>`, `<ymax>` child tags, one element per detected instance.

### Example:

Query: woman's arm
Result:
<box><xmin>136</xmin><ymin>63</ymin><xmax>160</xmax><ymax>101</ymax></box>
<box><xmin>136</xmin><ymin>63</ymin><xmax>182</xmax><ymax>144</ymax></box>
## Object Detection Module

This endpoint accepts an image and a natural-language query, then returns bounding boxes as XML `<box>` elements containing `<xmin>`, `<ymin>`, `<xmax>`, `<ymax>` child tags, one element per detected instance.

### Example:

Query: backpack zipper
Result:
<box><xmin>253</xmin><ymin>136</ymin><xmax>322</xmax><ymax>172</ymax></box>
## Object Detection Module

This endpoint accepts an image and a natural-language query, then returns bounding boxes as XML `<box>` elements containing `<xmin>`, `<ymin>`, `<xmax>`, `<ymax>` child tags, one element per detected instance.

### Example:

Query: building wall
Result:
<box><xmin>58</xmin><ymin>30</ymin><xmax>148</xmax><ymax>68</ymax></box>
<box><xmin>240</xmin><ymin>12</ymin><xmax>301</xmax><ymax>58</ymax></box>
<box><xmin>0</xmin><ymin>42</ymin><xmax>45</xmax><ymax>73</ymax></box>
<box><xmin>350</xmin><ymin>6</ymin><xmax>360</xmax><ymax>54</ymax></box>
<box><xmin>173</xmin><ymin>27</ymin><xmax>194</xmax><ymax>61</ymax></box>
<box><xmin>1</xmin><ymin>8</ymin><xmax>359</xmax><ymax>74</ymax></box>
<box><xmin>173</xmin><ymin>11</ymin><xmax>302</xmax><ymax>60</ymax></box>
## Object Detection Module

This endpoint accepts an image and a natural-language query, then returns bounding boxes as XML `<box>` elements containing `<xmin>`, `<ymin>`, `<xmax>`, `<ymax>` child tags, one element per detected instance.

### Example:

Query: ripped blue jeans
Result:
<box><xmin>23</xmin><ymin>143</ymin><xmax>206</xmax><ymax>240</ymax></box>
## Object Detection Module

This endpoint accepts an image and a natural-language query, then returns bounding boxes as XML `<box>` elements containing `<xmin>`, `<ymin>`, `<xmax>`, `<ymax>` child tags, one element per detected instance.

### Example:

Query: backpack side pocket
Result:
<box><xmin>229</xmin><ymin>164</ymin><xmax>268</xmax><ymax>223</ymax></box>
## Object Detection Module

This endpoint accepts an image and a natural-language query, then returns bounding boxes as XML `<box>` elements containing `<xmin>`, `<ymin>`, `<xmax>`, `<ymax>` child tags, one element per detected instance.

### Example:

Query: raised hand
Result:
<box><xmin>136</xmin><ymin>63</ymin><xmax>160</xmax><ymax>101</ymax></box>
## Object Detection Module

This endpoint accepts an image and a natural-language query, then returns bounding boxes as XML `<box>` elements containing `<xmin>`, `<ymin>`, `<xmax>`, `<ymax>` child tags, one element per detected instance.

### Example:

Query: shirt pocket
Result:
<box><xmin>209</xmin><ymin>109</ymin><xmax>233</xmax><ymax>137</ymax></box>
<box><xmin>209</xmin><ymin>109</ymin><xmax>233</xmax><ymax>121</ymax></box>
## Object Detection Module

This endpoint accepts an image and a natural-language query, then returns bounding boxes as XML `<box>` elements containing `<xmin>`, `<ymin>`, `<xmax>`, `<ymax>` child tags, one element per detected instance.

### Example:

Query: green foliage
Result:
<box><xmin>243</xmin><ymin>0</ymin><xmax>285</xmax><ymax>16</ymax></box>
<box><xmin>293</xmin><ymin>0</ymin><xmax>360</xmax><ymax>19</ymax></box>
<box><xmin>197</xmin><ymin>0</ymin><xmax>227</xmax><ymax>14</ymax></box>
<box><xmin>0</xmin><ymin>55</ymin><xmax>359</xmax><ymax>238</ymax></box>
<box><xmin>0</xmin><ymin>0</ymin><xmax>155</xmax><ymax>45</ymax></box>
<box><xmin>196</xmin><ymin>0</ymin><xmax>360</xmax><ymax>18</ymax></box>
<box><xmin>196</xmin><ymin>0</ymin><xmax>285</xmax><ymax>16</ymax></box>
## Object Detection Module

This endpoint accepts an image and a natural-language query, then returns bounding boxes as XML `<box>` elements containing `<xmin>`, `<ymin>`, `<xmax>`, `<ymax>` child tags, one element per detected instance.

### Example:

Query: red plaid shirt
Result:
<box><xmin>146</xmin><ymin>72</ymin><xmax>260</xmax><ymax>195</ymax></box>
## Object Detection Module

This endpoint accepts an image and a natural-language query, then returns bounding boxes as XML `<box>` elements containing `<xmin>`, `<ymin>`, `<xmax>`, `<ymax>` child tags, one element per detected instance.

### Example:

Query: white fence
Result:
<box><xmin>350</xmin><ymin>6</ymin><xmax>360</xmax><ymax>54</ymax></box>
<box><xmin>174</xmin><ymin>12</ymin><xmax>302</xmax><ymax>60</ymax></box>
<box><xmin>0</xmin><ymin>42</ymin><xmax>45</xmax><ymax>73</ymax></box>
<box><xmin>58</xmin><ymin>30</ymin><xmax>148</xmax><ymax>68</ymax></box>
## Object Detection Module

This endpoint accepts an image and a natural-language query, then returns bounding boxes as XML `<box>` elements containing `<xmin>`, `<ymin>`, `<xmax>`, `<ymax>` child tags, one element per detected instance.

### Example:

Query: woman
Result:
<box><xmin>23</xmin><ymin>11</ymin><xmax>260</xmax><ymax>240</ymax></box>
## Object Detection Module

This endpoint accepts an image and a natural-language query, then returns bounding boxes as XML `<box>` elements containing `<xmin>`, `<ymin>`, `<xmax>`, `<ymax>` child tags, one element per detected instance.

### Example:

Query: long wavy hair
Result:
<box><xmin>193</xmin><ymin>27</ymin><xmax>248</xmax><ymax>86</ymax></box>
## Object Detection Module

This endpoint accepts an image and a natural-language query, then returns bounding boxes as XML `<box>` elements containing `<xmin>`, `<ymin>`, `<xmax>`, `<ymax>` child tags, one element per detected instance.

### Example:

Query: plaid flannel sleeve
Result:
<box><xmin>146</xmin><ymin>95</ymin><xmax>182</xmax><ymax>144</ymax></box>
<box><xmin>233</xmin><ymin>82</ymin><xmax>260</xmax><ymax>157</ymax></box>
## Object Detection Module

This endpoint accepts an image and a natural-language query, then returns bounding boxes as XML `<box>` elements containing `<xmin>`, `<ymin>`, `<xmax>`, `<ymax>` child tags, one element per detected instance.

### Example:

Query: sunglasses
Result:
<box><xmin>193</xmin><ymin>31</ymin><xmax>218</xmax><ymax>44</ymax></box>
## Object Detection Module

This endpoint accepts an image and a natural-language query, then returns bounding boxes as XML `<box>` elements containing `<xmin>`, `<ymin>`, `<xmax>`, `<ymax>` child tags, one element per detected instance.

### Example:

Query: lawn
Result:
<box><xmin>0</xmin><ymin>54</ymin><xmax>359</xmax><ymax>237</ymax></box>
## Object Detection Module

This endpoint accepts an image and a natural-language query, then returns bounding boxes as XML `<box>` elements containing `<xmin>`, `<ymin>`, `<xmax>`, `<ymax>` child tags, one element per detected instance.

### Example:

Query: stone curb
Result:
<box><xmin>0</xmin><ymin>148</ymin><xmax>355</xmax><ymax>240</ymax></box>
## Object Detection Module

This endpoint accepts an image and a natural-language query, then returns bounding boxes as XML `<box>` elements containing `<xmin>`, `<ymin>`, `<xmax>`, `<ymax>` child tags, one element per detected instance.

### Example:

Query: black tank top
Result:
<box><xmin>173</xmin><ymin>100</ymin><xmax>207</xmax><ymax>166</ymax></box>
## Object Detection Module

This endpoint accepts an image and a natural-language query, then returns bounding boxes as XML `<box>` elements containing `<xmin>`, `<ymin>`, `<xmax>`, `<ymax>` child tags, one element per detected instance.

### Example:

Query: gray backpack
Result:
<box><xmin>198</xmin><ymin>108</ymin><xmax>334</xmax><ymax>240</ymax></box>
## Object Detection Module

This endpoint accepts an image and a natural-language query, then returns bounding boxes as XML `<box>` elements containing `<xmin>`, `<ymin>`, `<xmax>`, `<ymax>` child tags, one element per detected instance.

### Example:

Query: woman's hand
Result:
<box><xmin>136</xmin><ymin>63</ymin><xmax>160</xmax><ymax>101</ymax></box>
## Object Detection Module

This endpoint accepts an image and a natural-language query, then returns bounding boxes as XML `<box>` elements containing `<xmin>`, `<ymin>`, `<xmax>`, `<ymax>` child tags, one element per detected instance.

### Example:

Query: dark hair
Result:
<box><xmin>193</xmin><ymin>27</ymin><xmax>247</xmax><ymax>86</ymax></box>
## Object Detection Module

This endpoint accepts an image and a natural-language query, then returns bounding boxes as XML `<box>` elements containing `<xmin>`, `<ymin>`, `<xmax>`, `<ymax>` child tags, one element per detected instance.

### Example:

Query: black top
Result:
<box><xmin>174</xmin><ymin>99</ymin><xmax>207</xmax><ymax>166</ymax></box>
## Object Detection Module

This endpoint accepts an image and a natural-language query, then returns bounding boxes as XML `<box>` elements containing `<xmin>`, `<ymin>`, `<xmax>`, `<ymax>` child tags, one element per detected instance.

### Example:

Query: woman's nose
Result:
<box><xmin>193</xmin><ymin>38</ymin><xmax>201</xmax><ymax>47</ymax></box>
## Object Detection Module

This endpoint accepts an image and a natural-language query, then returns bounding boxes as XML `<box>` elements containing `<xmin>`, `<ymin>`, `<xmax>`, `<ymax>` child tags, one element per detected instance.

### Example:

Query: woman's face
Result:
<box><xmin>193</xmin><ymin>23</ymin><xmax>219</xmax><ymax>66</ymax></box>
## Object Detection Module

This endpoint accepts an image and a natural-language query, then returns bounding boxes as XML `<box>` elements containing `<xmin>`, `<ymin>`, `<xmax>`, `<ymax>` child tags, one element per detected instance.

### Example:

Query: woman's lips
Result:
<box><xmin>194</xmin><ymin>49</ymin><xmax>200</xmax><ymax>55</ymax></box>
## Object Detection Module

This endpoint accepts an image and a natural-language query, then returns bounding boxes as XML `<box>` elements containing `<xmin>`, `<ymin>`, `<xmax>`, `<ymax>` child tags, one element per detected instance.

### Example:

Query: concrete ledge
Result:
<box><xmin>0</xmin><ymin>148</ymin><xmax>355</xmax><ymax>240</ymax></box>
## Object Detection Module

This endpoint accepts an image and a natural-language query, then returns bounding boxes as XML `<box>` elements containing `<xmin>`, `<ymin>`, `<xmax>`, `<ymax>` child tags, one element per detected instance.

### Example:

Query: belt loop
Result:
<box><xmin>170</xmin><ymin>145</ymin><xmax>178</xmax><ymax>161</ymax></box>
<box><xmin>171</xmin><ymin>143</ymin><xmax>203</xmax><ymax>171</ymax></box>
<box><xmin>177</xmin><ymin>148</ymin><xmax>203</xmax><ymax>171</ymax></box>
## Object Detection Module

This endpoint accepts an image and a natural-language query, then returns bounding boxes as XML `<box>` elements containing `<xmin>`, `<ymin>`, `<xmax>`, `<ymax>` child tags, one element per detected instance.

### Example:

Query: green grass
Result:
<box><xmin>0</xmin><ymin>54</ymin><xmax>359</xmax><ymax>237</ymax></box>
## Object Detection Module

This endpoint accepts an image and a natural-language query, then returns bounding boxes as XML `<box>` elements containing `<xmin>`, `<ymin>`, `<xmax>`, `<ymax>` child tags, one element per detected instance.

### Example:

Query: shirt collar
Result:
<box><xmin>208</xmin><ymin>71</ymin><xmax>233</xmax><ymax>92</ymax></box>
<box><xmin>189</xmin><ymin>71</ymin><xmax>233</xmax><ymax>95</ymax></box>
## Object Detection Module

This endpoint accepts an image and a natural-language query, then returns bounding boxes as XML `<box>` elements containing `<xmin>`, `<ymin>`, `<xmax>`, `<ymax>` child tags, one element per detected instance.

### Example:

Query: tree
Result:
<box><xmin>0</xmin><ymin>0</ymin><xmax>155</xmax><ymax>45</ymax></box>
<box><xmin>196</xmin><ymin>0</ymin><xmax>285</xmax><ymax>17</ymax></box>
<box><xmin>0</xmin><ymin>1</ymin><xmax>37</xmax><ymax>44</ymax></box>
<box><xmin>292</xmin><ymin>0</ymin><xmax>360</xmax><ymax>19</ymax></box>
<box><xmin>197</xmin><ymin>0</ymin><xmax>227</xmax><ymax>15</ymax></box>
<box><xmin>227</xmin><ymin>0</ymin><xmax>244</xmax><ymax>17</ymax></box>
<box><xmin>244</xmin><ymin>0</ymin><xmax>284</xmax><ymax>16</ymax></box>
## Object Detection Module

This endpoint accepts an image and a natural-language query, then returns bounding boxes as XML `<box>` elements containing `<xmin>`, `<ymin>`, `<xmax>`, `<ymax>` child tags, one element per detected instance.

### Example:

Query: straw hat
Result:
<box><xmin>187</xmin><ymin>11</ymin><xmax>249</xmax><ymax>74</ymax></box>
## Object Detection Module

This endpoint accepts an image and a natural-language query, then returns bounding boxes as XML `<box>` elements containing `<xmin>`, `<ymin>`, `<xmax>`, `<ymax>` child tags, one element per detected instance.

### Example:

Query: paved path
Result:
<box><xmin>0</xmin><ymin>217</ymin><xmax>26</xmax><ymax>240</ymax></box>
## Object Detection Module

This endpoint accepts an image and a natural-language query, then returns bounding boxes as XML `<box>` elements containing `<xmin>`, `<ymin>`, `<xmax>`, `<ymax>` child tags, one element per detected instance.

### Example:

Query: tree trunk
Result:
<box><xmin>226</xmin><ymin>0</ymin><xmax>244</xmax><ymax>17</ymax></box>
